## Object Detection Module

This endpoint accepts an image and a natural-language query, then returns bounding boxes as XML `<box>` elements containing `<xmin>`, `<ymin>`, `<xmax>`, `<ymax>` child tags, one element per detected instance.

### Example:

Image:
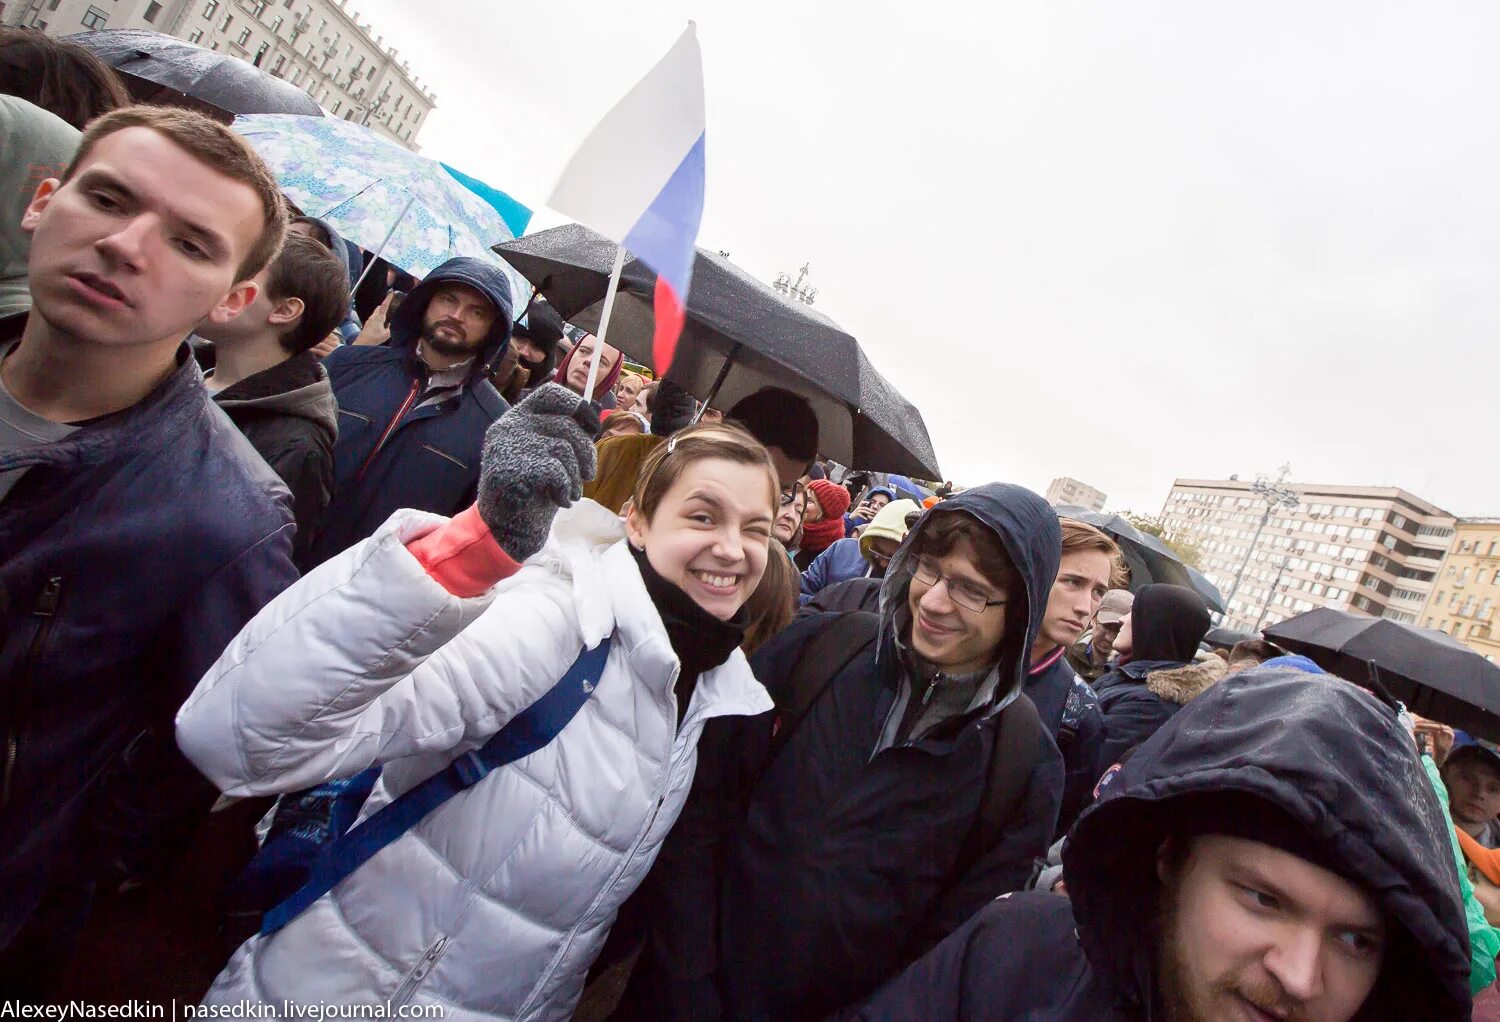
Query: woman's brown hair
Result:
<box><xmin>741</xmin><ymin>542</ymin><xmax>798</xmax><ymax>655</ymax></box>
<box><xmin>630</xmin><ymin>421</ymin><xmax>779</xmax><ymax>524</ymax></box>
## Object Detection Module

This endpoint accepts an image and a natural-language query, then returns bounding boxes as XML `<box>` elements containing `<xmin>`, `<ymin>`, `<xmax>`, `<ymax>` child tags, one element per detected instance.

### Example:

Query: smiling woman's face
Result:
<box><xmin>626</xmin><ymin>457</ymin><xmax>776</xmax><ymax>620</ymax></box>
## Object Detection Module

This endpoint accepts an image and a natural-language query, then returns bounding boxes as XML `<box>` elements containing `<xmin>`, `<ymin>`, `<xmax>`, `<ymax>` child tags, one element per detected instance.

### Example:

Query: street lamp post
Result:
<box><xmin>1252</xmin><ymin>555</ymin><xmax>1291</xmax><ymax>632</ymax></box>
<box><xmin>773</xmin><ymin>263</ymin><xmax>817</xmax><ymax>306</ymax></box>
<box><xmin>1220</xmin><ymin>467</ymin><xmax>1299</xmax><ymax>629</ymax></box>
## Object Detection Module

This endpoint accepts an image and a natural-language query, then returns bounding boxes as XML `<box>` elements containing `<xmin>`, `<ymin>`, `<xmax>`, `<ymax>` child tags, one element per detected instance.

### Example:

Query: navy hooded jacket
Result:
<box><xmin>1023</xmin><ymin>651</ymin><xmax>1105</xmax><ymax>837</ymax></box>
<box><xmin>303</xmin><ymin>257</ymin><xmax>513</xmax><ymax>567</ymax></box>
<box><xmin>842</xmin><ymin>666</ymin><xmax>1472</xmax><ymax>1021</ymax></box>
<box><xmin>617</xmin><ymin>484</ymin><xmax>1066</xmax><ymax>1022</ymax></box>
<box><xmin>0</xmin><ymin>321</ymin><xmax>297</xmax><ymax>948</ymax></box>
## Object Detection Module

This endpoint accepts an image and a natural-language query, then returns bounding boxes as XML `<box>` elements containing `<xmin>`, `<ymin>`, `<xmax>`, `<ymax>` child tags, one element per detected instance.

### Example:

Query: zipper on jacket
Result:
<box><xmin>390</xmin><ymin>933</ymin><xmax>450</xmax><ymax>1007</ymax></box>
<box><xmin>2</xmin><ymin>576</ymin><xmax>63</xmax><ymax>809</ymax></box>
<box><xmin>355</xmin><ymin>379</ymin><xmax>421</xmax><ymax>483</ymax></box>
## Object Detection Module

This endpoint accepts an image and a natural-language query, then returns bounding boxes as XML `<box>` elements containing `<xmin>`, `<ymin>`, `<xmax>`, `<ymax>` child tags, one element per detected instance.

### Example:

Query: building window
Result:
<box><xmin>330</xmin><ymin>99</ymin><xmax>341</xmax><ymax>114</ymax></box>
<box><xmin>237</xmin><ymin>26</ymin><xmax>252</xmax><ymax>44</ymax></box>
<box><xmin>143</xmin><ymin>1</ymin><xmax>162</xmax><ymax>22</ymax></box>
<box><xmin>203</xmin><ymin>0</ymin><xmax>218</xmax><ymax>17</ymax></box>
<box><xmin>253</xmin><ymin>0</ymin><xmax>268</xmax><ymax>15</ymax></box>
<box><xmin>188</xmin><ymin>28</ymin><xmax>204</xmax><ymax>43</ymax></box>
<box><xmin>80</xmin><ymin>4</ymin><xmax>107</xmax><ymax>28</ymax></box>
<box><xmin>271</xmin><ymin>15</ymin><xmax>283</xmax><ymax>32</ymax></box>
<box><xmin>220</xmin><ymin>13</ymin><xmax>233</xmax><ymax>32</ymax></box>
<box><xmin>253</xmin><ymin>42</ymin><xmax>269</xmax><ymax>65</ymax></box>
<box><xmin>272</xmin><ymin>54</ymin><xmax>285</xmax><ymax>74</ymax></box>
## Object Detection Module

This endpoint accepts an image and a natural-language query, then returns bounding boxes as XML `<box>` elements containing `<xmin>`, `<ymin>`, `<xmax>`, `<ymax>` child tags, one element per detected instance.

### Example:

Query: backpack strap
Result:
<box><xmin>757</xmin><ymin>612</ymin><xmax>880</xmax><ymax>787</ymax></box>
<box><xmin>259</xmin><ymin>635</ymin><xmax>613</xmax><ymax>935</ymax></box>
<box><xmin>974</xmin><ymin>691</ymin><xmax>1046</xmax><ymax>855</ymax></box>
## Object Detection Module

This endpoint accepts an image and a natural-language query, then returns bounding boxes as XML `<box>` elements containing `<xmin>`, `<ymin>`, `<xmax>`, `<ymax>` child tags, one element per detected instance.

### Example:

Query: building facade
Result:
<box><xmin>2</xmin><ymin>0</ymin><xmax>435</xmax><ymax>150</ymax></box>
<box><xmin>1416</xmin><ymin>519</ymin><xmax>1500</xmax><ymax>660</ymax></box>
<box><xmin>1045</xmin><ymin>476</ymin><xmax>1107</xmax><ymax>512</ymax></box>
<box><xmin>1158</xmin><ymin>478</ymin><xmax>1455</xmax><ymax>633</ymax></box>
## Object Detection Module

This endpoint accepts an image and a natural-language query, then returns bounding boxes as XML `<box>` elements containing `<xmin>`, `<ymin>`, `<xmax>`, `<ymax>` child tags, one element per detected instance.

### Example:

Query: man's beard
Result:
<box><xmin>422</xmin><ymin>321</ymin><xmax>483</xmax><ymax>358</ymax></box>
<box><xmin>1156</xmin><ymin>872</ymin><xmax>1305</xmax><ymax>1022</ymax></box>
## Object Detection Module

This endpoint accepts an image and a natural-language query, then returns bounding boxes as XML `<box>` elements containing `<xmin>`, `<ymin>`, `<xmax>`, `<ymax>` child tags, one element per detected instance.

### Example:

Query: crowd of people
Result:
<box><xmin>2</xmin><ymin>28</ymin><xmax>1498</xmax><ymax>1022</ymax></box>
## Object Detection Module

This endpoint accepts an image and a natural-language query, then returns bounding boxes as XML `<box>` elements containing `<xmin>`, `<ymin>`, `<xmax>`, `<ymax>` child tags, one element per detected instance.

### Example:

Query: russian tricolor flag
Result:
<box><xmin>548</xmin><ymin>24</ymin><xmax>706</xmax><ymax>376</ymax></box>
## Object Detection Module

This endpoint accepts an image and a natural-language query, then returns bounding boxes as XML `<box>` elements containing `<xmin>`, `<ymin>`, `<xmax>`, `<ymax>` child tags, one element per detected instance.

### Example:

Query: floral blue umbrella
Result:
<box><xmin>233</xmin><ymin>114</ymin><xmax>530</xmax><ymax>306</ymax></box>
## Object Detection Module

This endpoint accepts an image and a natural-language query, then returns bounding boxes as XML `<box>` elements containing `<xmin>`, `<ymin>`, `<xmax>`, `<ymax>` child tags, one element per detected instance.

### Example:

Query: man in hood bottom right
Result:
<box><xmin>838</xmin><ymin>665</ymin><xmax>1473</xmax><ymax>1022</ymax></box>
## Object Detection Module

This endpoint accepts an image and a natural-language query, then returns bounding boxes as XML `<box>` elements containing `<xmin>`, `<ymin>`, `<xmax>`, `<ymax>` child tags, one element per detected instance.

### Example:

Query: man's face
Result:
<box><xmin>421</xmin><ymin>282</ymin><xmax>496</xmax><ymax>356</ymax></box>
<box><xmin>763</xmin><ymin>445</ymin><xmax>810</xmax><ymax>493</ymax></box>
<box><xmin>565</xmin><ymin>335</ymin><xmax>620</xmax><ymax>395</ymax></box>
<box><xmin>1093</xmin><ymin>617</ymin><xmax>1124</xmax><ymax>659</ymax></box>
<box><xmin>1038</xmin><ymin>550</ymin><xmax>1113</xmax><ymax>651</ymax></box>
<box><xmin>865</xmin><ymin>536</ymin><xmax>901</xmax><ymax>573</ymax></box>
<box><xmin>22</xmin><ymin>126</ymin><xmax>264</xmax><ymax>350</ymax></box>
<box><xmin>867</xmin><ymin>492</ymin><xmax>891</xmax><ymax>514</ymax></box>
<box><xmin>773</xmin><ymin>486</ymin><xmax>806</xmax><ymax>544</ymax></box>
<box><xmin>1157</xmin><ymin>834</ymin><xmax>1385</xmax><ymax>1022</ymax></box>
<box><xmin>511</xmin><ymin>335</ymin><xmax>545</xmax><ymax>366</ymax></box>
<box><xmin>1443</xmin><ymin>756</ymin><xmax>1500</xmax><ymax>830</ymax></box>
<box><xmin>907</xmin><ymin>535</ymin><xmax>1010</xmax><ymax>675</ymax></box>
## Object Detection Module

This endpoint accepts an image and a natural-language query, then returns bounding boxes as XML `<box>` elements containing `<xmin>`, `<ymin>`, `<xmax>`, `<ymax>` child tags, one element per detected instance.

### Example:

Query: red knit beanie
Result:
<box><xmin>807</xmin><ymin>479</ymin><xmax>851</xmax><ymax>520</ymax></box>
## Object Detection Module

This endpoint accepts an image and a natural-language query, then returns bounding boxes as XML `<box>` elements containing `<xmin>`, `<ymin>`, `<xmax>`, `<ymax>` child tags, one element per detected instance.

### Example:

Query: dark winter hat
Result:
<box><xmin>1129</xmin><ymin>583</ymin><xmax>1211</xmax><ymax>663</ymax></box>
<box><xmin>1446</xmin><ymin>738</ymin><xmax>1500</xmax><ymax>776</ymax></box>
<box><xmin>649</xmin><ymin>379</ymin><xmax>698</xmax><ymax>437</ymax></box>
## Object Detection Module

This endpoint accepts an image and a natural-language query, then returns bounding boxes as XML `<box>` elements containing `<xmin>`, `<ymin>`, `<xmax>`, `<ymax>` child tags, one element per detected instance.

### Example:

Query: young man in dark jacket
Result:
<box><xmin>301</xmin><ymin>256</ymin><xmax>514</xmax><ymax>567</ymax></box>
<box><xmin>0</xmin><ymin>105</ymin><xmax>297</xmax><ymax>993</ymax></box>
<box><xmin>842</xmin><ymin>666</ymin><xmax>1472</xmax><ymax>1021</ymax></box>
<box><xmin>617</xmin><ymin>484</ymin><xmax>1065</xmax><ymax>1021</ymax></box>
<box><xmin>197</xmin><ymin>233</ymin><xmax>348</xmax><ymax>561</ymax></box>
<box><xmin>1025</xmin><ymin>519</ymin><xmax>1115</xmax><ymax>835</ymax></box>
<box><xmin>1094</xmin><ymin>582</ymin><xmax>1215</xmax><ymax>769</ymax></box>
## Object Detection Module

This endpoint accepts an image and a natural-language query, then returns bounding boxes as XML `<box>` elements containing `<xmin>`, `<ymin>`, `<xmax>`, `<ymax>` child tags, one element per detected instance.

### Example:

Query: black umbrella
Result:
<box><xmin>1264</xmin><ymin>607</ymin><xmax>1500</xmax><ymax>741</ymax></box>
<box><xmin>69</xmin><ymin>29</ymin><xmax>323</xmax><ymax>119</ymax></box>
<box><xmin>1051</xmin><ymin>506</ymin><xmax>1220</xmax><ymax>608</ymax></box>
<box><xmin>1202</xmin><ymin>626</ymin><xmax>1256</xmax><ymax>651</ymax></box>
<box><xmin>496</xmin><ymin>225</ymin><xmax>941</xmax><ymax>479</ymax></box>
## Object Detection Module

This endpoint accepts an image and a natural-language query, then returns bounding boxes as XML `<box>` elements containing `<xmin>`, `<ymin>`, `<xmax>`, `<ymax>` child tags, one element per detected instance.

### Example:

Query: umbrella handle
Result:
<box><xmin>351</xmin><ymin>191</ymin><xmax>419</xmax><ymax>294</ymax></box>
<box><xmin>1363</xmin><ymin>661</ymin><xmax>1401</xmax><ymax>717</ymax></box>
<box><xmin>691</xmin><ymin>343</ymin><xmax>741</xmax><ymax>425</ymax></box>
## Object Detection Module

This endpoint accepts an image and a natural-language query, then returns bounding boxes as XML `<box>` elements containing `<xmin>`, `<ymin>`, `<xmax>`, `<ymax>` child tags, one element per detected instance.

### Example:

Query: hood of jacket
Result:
<box><xmin>858</xmin><ymin>497</ymin><xmax>920</xmax><ymax>561</ymax></box>
<box><xmin>1128</xmin><ymin>583</ymin><xmax>1211</xmax><ymax>663</ymax></box>
<box><xmin>877</xmin><ymin>483</ymin><xmax>1061</xmax><ymax>713</ymax></box>
<box><xmin>1142</xmin><ymin>655</ymin><xmax>1226</xmax><ymax>705</ymax></box>
<box><xmin>212</xmin><ymin>351</ymin><xmax>338</xmax><ymax>440</ymax></box>
<box><xmin>387</xmin><ymin>256</ymin><xmax>516</xmax><ymax>379</ymax></box>
<box><xmin>1062</xmin><ymin>666</ymin><xmax>1471</xmax><ymax>1020</ymax></box>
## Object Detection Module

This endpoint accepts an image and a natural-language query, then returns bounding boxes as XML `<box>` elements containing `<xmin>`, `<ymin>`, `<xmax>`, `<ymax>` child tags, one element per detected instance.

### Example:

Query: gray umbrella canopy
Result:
<box><xmin>69</xmin><ymin>29</ymin><xmax>323</xmax><ymax>118</ymax></box>
<box><xmin>1051</xmin><ymin>505</ymin><xmax>1217</xmax><ymax>607</ymax></box>
<box><xmin>497</xmin><ymin>225</ymin><xmax>941</xmax><ymax>479</ymax></box>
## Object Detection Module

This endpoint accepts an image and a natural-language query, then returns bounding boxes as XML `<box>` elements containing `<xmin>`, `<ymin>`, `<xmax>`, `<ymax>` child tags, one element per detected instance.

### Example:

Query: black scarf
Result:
<box><xmin>631</xmin><ymin>546</ymin><xmax>748</xmax><ymax>723</ymax></box>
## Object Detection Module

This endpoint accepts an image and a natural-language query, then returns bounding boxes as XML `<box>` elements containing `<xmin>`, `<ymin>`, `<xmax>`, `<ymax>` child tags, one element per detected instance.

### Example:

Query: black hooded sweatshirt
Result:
<box><xmin>616</xmin><ymin>484</ymin><xmax>1066</xmax><ymax>1022</ymax></box>
<box><xmin>841</xmin><ymin>666</ymin><xmax>1472</xmax><ymax>1021</ymax></box>
<box><xmin>1093</xmin><ymin>584</ymin><xmax>1212</xmax><ymax>768</ymax></box>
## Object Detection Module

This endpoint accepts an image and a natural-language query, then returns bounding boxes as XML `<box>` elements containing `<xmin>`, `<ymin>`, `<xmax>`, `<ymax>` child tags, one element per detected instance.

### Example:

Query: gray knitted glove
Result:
<box><xmin>478</xmin><ymin>383</ymin><xmax>600</xmax><ymax>561</ymax></box>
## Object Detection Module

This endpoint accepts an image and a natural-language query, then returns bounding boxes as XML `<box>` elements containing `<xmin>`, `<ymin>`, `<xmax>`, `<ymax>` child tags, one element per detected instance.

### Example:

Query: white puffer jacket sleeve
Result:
<box><xmin>176</xmin><ymin>509</ymin><xmax>578</xmax><ymax>798</ymax></box>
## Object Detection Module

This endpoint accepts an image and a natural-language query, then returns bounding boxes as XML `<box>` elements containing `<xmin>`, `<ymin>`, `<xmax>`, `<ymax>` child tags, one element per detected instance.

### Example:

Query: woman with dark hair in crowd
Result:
<box><xmin>0</xmin><ymin>28</ymin><xmax>129</xmax><ymax>130</ymax></box>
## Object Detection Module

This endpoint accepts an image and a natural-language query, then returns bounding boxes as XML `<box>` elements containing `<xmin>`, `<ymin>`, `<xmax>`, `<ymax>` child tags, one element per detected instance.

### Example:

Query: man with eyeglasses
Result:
<box><xmin>799</xmin><ymin>496</ymin><xmax>920</xmax><ymax>604</ymax></box>
<box><xmin>615</xmin><ymin>484</ymin><xmax>1065</xmax><ymax>1021</ymax></box>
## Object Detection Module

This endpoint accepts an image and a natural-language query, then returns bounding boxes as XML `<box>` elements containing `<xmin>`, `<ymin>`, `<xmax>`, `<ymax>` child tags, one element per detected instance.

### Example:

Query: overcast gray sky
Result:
<box><xmin>353</xmin><ymin>0</ymin><xmax>1500</xmax><ymax>517</ymax></box>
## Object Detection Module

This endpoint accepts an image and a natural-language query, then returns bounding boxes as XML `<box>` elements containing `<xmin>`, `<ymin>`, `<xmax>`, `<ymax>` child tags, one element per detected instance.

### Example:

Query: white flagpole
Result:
<box><xmin>582</xmin><ymin>245</ymin><xmax>627</xmax><ymax>402</ymax></box>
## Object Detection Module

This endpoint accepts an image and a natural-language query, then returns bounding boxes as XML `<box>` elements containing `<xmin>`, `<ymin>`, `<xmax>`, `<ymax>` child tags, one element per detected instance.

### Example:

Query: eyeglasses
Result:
<box><xmin>779</xmin><ymin>482</ymin><xmax>805</xmax><ymax>508</ymax></box>
<box><xmin>910</xmin><ymin>556</ymin><xmax>1007</xmax><ymax>614</ymax></box>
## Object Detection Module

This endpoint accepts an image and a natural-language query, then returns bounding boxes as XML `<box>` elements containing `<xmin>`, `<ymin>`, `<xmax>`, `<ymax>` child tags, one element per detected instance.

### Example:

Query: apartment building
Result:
<box><xmin>1158</xmin><ymin>478</ymin><xmax>1455</xmax><ymax>633</ymax></box>
<box><xmin>1045</xmin><ymin>476</ymin><xmax>1107</xmax><ymax>512</ymax></box>
<box><xmin>1417</xmin><ymin>519</ymin><xmax>1500</xmax><ymax>660</ymax></box>
<box><xmin>2</xmin><ymin>0</ymin><xmax>435</xmax><ymax>150</ymax></box>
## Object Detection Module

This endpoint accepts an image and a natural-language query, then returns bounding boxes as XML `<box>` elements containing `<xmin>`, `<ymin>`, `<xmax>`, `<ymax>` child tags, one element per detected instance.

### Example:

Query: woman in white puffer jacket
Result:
<box><xmin>176</xmin><ymin>386</ymin><xmax>780</xmax><ymax>1020</ymax></box>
